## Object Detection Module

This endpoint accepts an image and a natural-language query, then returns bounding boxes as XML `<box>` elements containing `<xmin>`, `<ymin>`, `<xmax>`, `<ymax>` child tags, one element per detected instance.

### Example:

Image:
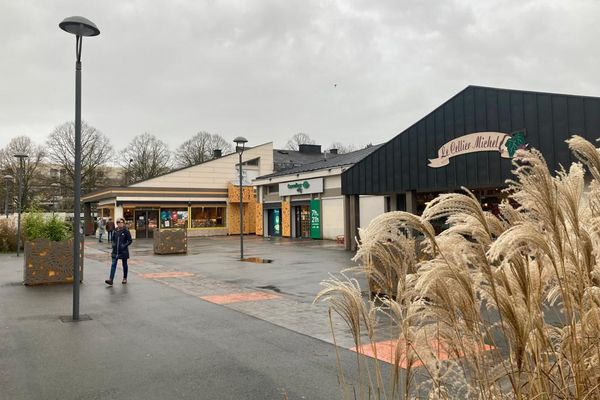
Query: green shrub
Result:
<box><xmin>23</xmin><ymin>212</ymin><xmax>45</xmax><ymax>241</ymax></box>
<box><xmin>44</xmin><ymin>214</ymin><xmax>72</xmax><ymax>241</ymax></box>
<box><xmin>23</xmin><ymin>212</ymin><xmax>72</xmax><ymax>242</ymax></box>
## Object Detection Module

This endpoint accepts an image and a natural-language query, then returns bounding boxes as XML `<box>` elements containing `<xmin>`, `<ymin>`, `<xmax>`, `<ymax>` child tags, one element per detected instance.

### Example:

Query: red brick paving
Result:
<box><xmin>351</xmin><ymin>339</ymin><xmax>494</xmax><ymax>367</ymax></box>
<box><xmin>142</xmin><ymin>272</ymin><xmax>195</xmax><ymax>279</ymax></box>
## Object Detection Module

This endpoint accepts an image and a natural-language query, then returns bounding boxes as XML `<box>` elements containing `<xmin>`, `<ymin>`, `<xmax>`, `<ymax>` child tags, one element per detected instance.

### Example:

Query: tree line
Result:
<box><xmin>0</xmin><ymin>124</ymin><xmax>360</xmax><ymax>212</ymax></box>
<box><xmin>0</xmin><ymin>122</ymin><xmax>234</xmax><ymax>211</ymax></box>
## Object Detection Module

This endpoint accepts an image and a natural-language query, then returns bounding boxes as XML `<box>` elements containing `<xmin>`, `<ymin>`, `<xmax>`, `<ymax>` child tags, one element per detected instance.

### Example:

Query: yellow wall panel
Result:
<box><xmin>255</xmin><ymin>204</ymin><xmax>263</xmax><ymax>236</ymax></box>
<box><xmin>282</xmin><ymin>201</ymin><xmax>290</xmax><ymax>237</ymax></box>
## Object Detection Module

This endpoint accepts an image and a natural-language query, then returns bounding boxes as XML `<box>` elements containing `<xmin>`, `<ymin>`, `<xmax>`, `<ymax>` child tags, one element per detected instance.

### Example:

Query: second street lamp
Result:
<box><xmin>4</xmin><ymin>175</ymin><xmax>13</xmax><ymax>218</ymax></box>
<box><xmin>234</xmin><ymin>136</ymin><xmax>248</xmax><ymax>260</ymax></box>
<box><xmin>51</xmin><ymin>182</ymin><xmax>61</xmax><ymax>214</ymax></box>
<box><xmin>59</xmin><ymin>15</ymin><xmax>100</xmax><ymax>321</ymax></box>
<box><xmin>13</xmin><ymin>154</ymin><xmax>28</xmax><ymax>257</ymax></box>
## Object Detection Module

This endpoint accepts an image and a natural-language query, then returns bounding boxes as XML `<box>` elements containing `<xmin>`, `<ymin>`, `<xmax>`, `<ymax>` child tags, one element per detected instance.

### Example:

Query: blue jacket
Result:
<box><xmin>111</xmin><ymin>228</ymin><xmax>132</xmax><ymax>259</ymax></box>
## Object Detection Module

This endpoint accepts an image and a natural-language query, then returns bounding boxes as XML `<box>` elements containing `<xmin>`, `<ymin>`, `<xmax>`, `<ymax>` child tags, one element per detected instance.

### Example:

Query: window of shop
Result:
<box><xmin>266</xmin><ymin>184</ymin><xmax>278</xmax><ymax>194</ymax></box>
<box><xmin>190</xmin><ymin>207</ymin><xmax>226</xmax><ymax>228</ymax></box>
<box><xmin>123</xmin><ymin>208</ymin><xmax>134</xmax><ymax>229</ymax></box>
<box><xmin>160</xmin><ymin>208</ymin><xmax>188</xmax><ymax>229</ymax></box>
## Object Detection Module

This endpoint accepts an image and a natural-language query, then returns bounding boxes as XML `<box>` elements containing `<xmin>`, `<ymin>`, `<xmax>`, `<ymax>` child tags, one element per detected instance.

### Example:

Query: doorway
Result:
<box><xmin>134</xmin><ymin>209</ymin><xmax>159</xmax><ymax>239</ymax></box>
<box><xmin>293</xmin><ymin>205</ymin><xmax>310</xmax><ymax>238</ymax></box>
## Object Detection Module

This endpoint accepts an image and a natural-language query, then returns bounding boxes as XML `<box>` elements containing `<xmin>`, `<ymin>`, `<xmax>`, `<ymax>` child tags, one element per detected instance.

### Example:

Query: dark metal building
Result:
<box><xmin>341</xmin><ymin>85</ymin><xmax>600</xmax><ymax>250</ymax></box>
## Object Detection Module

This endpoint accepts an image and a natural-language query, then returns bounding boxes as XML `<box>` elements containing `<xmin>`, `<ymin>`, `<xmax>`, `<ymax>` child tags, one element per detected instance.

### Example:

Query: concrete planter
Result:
<box><xmin>153</xmin><ymin>228</ymin><xmax>187</xmax><ymax>255</ymax></box>
<box><xmin>23</xmin><ymin>238</ymin><xmax>84</xmax><ymax>285</ymax></box>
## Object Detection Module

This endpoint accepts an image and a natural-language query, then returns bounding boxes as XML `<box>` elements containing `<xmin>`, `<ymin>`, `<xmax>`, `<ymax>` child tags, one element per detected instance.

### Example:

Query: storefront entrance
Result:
<box><xmin>134</xmin><ymin>209</ymin><xmax>159</xmax><ymax>239</ymax></box>
<box><xmin>294</xmin><ymin>205</ymin><xmax>310</xmax><ymax>238</ymax></box>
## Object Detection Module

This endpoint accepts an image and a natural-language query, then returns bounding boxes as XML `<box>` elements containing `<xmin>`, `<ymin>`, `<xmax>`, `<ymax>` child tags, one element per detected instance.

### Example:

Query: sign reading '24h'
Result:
<box><xmin>428</xmin><ymin>130</ymin><xmax>527</xmax><ymax>168</ymax></box>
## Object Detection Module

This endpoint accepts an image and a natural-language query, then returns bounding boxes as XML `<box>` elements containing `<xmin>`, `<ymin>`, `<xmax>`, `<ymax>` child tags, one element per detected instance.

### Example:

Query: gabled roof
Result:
<box><xmin>342</xmin><ymin>85</ymin><xmax>600</xmax><ymax>195</ymax></box>
<box><xmin>272</xmin><ymin>149</ymin><xmax>331</xmax><ymax>172</ymax></box>
<box><xmin>258</xmin><ymin>145</ymin><xmax>382</xmax><ymax>180</ymax></box>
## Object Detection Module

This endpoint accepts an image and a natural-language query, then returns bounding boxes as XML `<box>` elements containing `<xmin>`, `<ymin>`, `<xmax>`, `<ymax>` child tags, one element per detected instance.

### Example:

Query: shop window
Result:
<box><xmin>160</xmin><ymin>208</ymin><xmax>188</xmax><ymax>229</ymax></box>
<box><xmin>190</xmin><ymin>207</ymin><xmax>226</xmax><ymax>228</ymax></box>
<box><xmin>124</xmin><ymin>208</ymin><xmax>134</xmax><ymax>229</ymax></box>
<box><xmin>267</xmin><ymin>184</ymin><xmax>278</xmax><ymax>194</ymax></box>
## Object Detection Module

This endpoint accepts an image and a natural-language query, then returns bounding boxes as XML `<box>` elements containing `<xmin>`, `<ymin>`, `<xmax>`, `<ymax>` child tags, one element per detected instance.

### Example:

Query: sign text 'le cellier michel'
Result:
<box><xmin>428</xmin><ymin>130</ymin><xmax>526</xmax><ymax>168</ymax></box>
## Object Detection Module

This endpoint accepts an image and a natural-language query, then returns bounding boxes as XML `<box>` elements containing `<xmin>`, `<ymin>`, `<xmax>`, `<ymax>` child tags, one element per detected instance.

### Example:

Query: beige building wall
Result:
<box><xmin>359</xmin><ymin>195</ymin><xmax>386</xmax><ymax>229</ymax></box>
<box><xmin>131</xmin><ymin>143</ymin><xmax>274</xmax><ymax>189</ymax></box>
<box><xmin>322</xmin><ymin>197</ymin><xmax>344</xmax><ymax>240</ymax></box>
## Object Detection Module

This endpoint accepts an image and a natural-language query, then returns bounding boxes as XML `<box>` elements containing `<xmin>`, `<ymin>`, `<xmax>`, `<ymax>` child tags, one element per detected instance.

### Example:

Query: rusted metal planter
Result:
<box><xmin>153</xmin><ymin>228</ymin><xmax>187</xmax><ymax>255</ymax></box>
<box><xmin>23</xmin><ymin>238</ymin><xmax>84</xmax><ymax>285</ymax></box>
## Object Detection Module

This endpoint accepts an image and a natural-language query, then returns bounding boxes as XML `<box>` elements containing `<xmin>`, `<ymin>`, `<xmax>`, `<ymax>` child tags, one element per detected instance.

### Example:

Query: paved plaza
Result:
<box><xmin>0</xmin><ymin>236</ymin><xmax>391</xmax><ymax>400</ymax></box>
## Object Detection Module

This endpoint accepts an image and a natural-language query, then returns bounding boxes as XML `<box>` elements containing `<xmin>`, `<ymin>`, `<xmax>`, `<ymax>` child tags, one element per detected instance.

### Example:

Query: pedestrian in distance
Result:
<box><xmin>105</xmin><ymin>218</ymin><xmax>132</xmax><ymax>286</ymax></box>
<box><xmin>97</xmin><ymin>217</ymin><xmax>106</xmax><ymax>243</ymax></box>
<box><xmin>106</xmin><ymin>217</ymin><xmax>115</xmax><ymax>242</ymax></box>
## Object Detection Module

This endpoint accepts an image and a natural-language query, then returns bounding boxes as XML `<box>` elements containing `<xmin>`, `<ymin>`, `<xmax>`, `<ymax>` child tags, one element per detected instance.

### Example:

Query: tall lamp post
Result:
<box><xmin>51</xmin><ymin>182</ymin><xmax>61</xmax><ymax>215</ymax></box>
<box><xmin>234</xmin><ymin>137</ymin><xmax>248</xmax><ymax>260</ymax></box>
<box><xmin>3</xmin><ymin>175</ymin><xmax>13</xmax><ymax>218</ymax></box>
<box><xmin>59</xmin><ymin>16</ymin><xmax>100</xmax><ymax>321</ymax></box>
<box><xmin>13</xmin><ymin>154</ymin><xmax>28</xmax><ymax>257</ymax></box>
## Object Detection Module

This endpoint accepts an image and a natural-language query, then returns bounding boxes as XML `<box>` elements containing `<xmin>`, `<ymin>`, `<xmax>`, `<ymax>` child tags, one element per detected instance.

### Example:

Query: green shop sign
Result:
<box><xmin>287</xmin><ymin>180</ymin><xmax>310</xmax><ymax>193</ymax></box>
<box><xmin>310</xmin><ymin>199</ymin><xmax>321</xmax><ymax>239</ymax></box>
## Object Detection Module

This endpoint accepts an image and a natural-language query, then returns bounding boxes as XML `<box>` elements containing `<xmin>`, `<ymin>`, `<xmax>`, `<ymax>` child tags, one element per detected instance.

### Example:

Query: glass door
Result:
<box><xmin>134</xmin><ymin>210</ymin><xmax>147</xmax><ymax>238</ymax></box>
<box><xmin>147</xmin><ymin>210</ymin><xmax>158</xmax><ymax>239</ymax></box>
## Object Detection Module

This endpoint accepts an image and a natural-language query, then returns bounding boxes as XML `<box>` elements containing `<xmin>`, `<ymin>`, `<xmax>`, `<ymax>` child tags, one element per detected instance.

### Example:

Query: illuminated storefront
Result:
<box><xmin>82</xmin><ymin>143</ymin><xmax>273</xmax><ymax>238</ymax></box>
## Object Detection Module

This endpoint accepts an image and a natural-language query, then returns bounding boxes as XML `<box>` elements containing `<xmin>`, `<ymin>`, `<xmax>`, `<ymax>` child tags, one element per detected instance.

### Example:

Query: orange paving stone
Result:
<box><xmin>200</xmin><ymin>292</ymin><xmax>280</xmax><ymax>305</ymax></box>
<box><xmin>142</xmin><ymin>272</ymin><xmax>195</xmax><ymax>279</ymax></box>
<box><xmin>351</xmin><ymin>339</ymin><xmax>494</xmax><ymax>368</ymax></box>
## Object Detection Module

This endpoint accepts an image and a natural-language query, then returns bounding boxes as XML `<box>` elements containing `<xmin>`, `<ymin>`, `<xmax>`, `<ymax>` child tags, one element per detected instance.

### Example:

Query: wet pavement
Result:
<box><xmin>0</xmin><ymin>235</ymin><xmax>395</xmax><ymax>400</ymax></box>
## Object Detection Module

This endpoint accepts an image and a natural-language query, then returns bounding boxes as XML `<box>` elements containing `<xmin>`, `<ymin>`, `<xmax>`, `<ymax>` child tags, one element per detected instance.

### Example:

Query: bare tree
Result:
<box><xmin>0</xmin><ymin>136</ymin><xmax>45</xmax><ymax>209</ymax></box>
<box><xmin>122</xmin><ymin>133</ymin><xmax>172</xmax><ymax>183</ymax></box>
<box><xmin>46</xmin><ymin>121</ymin><xmax>113</xmax><ymax>194</ymax></box>
<box><xmin>175</xmin><ymin>131</ymin><xmax>233</xmax><ymax>167</ymax></box>
<box><xmin>326</xmin><ymin>142</ymin><xmax>357</xmax><ymax>154</ymax></box>
<box><xmin>285</xmin><ymin>133</ymin><xmax>316</xmax><ymax>151</ymax></box>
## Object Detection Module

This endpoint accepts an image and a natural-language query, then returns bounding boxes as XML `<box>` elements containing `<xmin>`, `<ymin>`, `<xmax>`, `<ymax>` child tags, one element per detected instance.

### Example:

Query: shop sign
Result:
<box><xmin>273</xmin><ymin>209</ymin><xmax>281</xmax><ymax>235</ymax></box>
<box><xmin>279</xmin><ymin>178</ymin><xmax>324</xmax><ymax>196</ymax></box>
<box><xmin>428</xmin><ymin>130</ymin><xmax>526</xmax><ymax>168</ymax></box>
<box><xmin>310</xmin><ymin>199</ymin><xmax>321</xmax><ymax>239</ymax></box>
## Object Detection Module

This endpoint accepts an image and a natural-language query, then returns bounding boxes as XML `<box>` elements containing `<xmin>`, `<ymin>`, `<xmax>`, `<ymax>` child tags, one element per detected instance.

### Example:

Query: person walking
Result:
<box><xmin>106</xmin><ymin>217</ymin><xmax>115</xmax><ymax>242</ymax></box>
<box><xmin>97</xmin><ymin>217</ymin><xmax>106</xmax><ymax>243</ymax></box>
<box><xmin>105</xmin><ymin>218</ymin><xmax>132</xmax><ymax>285</ymax></box>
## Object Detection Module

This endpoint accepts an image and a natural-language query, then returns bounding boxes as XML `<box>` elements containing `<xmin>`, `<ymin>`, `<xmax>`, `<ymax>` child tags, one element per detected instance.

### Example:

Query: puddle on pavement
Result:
<box><xmin>257</xmin><ymin>285</ymin><xmax>281</xmax><ymax>293</ymax></box>
<box><xmin>241</xmin><ymin>257</ymin><xmax>273</xmax><ymax>264</ymax></box>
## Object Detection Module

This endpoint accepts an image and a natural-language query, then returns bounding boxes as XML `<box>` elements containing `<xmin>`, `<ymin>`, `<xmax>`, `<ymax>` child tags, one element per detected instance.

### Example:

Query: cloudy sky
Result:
<box><xmin>1</xmin><ymin>0</ymin><xmax>599</xmax><ymax>154</ymax></box>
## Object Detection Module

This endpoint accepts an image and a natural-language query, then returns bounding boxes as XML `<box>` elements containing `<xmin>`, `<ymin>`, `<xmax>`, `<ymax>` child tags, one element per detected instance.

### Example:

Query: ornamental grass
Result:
<box><xmin>316</xmin><ymin>136</ymin><xmax>600</xmax><ymax>399</ymax></box>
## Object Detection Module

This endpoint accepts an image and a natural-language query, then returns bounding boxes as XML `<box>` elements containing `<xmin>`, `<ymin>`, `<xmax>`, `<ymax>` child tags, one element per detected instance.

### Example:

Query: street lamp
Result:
<box><xmin>60</xmin><ymin>15</ymin><xmax>100</xmax><ymax>321</ymax></box>
<box><xmin>51</xmin><ymin>183</ymin><xmax>61</xmax><ymax>214</ymax></box>
<box><xmin>13</xmin><ymin>154</ymin><xmax>28</xmax><ymax>257</ymax></box>
<box><xmin>3</xmin><ymin>175</ymin><xmax>13</xmax><ymax>218</ymax></box>
<box><xmin>234</xmin><ymin>136</ymin><xmax>248</xmax><ymax>260</ymax></box>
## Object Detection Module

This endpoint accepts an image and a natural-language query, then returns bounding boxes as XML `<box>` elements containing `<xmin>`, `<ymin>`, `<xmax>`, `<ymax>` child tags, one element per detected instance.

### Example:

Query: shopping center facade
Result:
<box><xmin>341</xmin><ymin>85</ymin><xmax>600</xmax><ymax>250</ymax></box>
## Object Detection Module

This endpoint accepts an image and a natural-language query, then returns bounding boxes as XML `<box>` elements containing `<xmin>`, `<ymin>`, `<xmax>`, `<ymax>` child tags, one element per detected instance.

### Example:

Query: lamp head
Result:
<box><xmin>3</xmin><ymin>175</ymin><xmax>13</xmax><ymax>181</ymax></box>
<box><xmin>13</xmin><ymin>153</ymin><xmax>28</xmax><ymax>160</ymax></box>
<box><xmin>59</xmin><ymin>16</ymin><xmax>100</xmax><ymax>37</ymax></box>
<box><xmin>233</xmin><ymin>136</ymin><xmax>248</xmax><ymax>154</ymax></box>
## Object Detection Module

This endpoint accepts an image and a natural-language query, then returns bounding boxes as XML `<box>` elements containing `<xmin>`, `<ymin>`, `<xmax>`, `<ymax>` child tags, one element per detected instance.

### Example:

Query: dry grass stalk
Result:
<box><xmin>316</xmin><ymin>135</ymin><xmax>600</xmax><ymax>399</ymax></box>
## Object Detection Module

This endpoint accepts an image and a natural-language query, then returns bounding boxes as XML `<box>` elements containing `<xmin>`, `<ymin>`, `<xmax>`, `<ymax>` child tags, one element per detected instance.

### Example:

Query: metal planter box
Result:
<box><xmin>24</xmin><ymin>238</ymin><xmax>84</xmax><ymax>285</ymax></box>
<box><xmin>153</xmin><ymin>228</ymin><xmax>187</xmax><ymax>255</ymax></box>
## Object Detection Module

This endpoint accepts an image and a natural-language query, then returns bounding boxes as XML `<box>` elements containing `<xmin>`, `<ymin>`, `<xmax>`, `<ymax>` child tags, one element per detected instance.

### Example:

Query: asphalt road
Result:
<box><xmin>0</xmin><ymin>237</ymin><xmax>380</xmax><ymax>400</ymax></box>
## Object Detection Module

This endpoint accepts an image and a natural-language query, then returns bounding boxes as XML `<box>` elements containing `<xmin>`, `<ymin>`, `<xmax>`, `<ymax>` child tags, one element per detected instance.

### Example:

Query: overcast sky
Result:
<box><xmin>1</xmin><ymin>0</ymin><xmax>599</xmax><ymax>154</ymax></box>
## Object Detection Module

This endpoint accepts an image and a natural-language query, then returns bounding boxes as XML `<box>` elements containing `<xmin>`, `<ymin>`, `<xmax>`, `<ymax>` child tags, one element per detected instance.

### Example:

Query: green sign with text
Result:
<box><xmin>310</xmin><ymin>199</ymin><xmax>321</xmax><ymax>239</ymax></box>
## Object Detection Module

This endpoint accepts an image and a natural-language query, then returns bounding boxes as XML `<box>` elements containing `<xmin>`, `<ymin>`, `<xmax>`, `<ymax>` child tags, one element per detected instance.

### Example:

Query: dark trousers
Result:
<box><xmin>107</xmin><ymin>230</ymin><xmax>113</xmax><ymax>241</ymax></box>
<box><xmin>110</xmin><ymin>257</ymin><xmax>128</xmax><ymax>281</ymax></box>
